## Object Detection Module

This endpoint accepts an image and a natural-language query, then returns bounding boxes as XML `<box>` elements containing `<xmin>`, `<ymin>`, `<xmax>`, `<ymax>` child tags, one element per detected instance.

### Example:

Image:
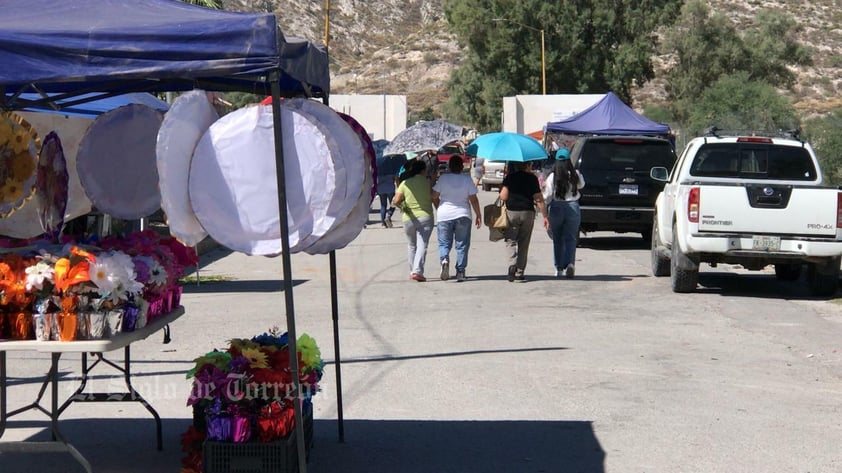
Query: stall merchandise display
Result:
<box><xmin>181</xmin><ymin>331</ymin><xmax>324</xmax><ymax>473</ymax></box>
<box><xmin>0</xmin><ymin>112</ymin><xmax>39</xmax><ymax>218</ymax></box>
<box><xmin>0</xmin><ymin>229</ymin><xmax>196</xmax><ymax>341</ymax></box>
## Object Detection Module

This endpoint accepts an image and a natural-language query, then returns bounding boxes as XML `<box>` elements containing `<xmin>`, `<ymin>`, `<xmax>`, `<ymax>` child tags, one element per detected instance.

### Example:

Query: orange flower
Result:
<box><xmin>0</xmin><ymin>261</ymin><xmax>16</xmax><ymax>288</ymax></box>
<box><xmin>54</xmin><ymin>247</ymin><xmax>95</xmax><ymax>293</ymax></box>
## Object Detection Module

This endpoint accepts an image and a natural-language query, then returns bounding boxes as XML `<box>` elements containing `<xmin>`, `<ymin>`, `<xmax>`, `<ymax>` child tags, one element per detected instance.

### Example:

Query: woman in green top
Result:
<box><xmin>392</xmin><ymin>159</ymin><xmax>434</xmax><ymax>282</ymax></box>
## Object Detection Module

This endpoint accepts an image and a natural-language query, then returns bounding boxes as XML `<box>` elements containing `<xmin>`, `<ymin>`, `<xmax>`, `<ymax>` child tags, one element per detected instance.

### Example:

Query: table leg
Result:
<box><xmin>122</xmin><ymin>346</ymin><xmax>162</xmax><ymax>451</ymax></box>
<box><xmin>1</xmin><ymin>350</ymin><xmax>6</xmax><ymax>439</ymax></box>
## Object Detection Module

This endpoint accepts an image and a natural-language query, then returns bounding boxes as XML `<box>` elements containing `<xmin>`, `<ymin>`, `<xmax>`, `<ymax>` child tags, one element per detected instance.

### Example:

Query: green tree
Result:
<box><xmin>663</xmin><ymin>0</ymin><xmax>811</xmax><ymax>124</ymax></box>
<box><xmin>182</xmin><ymin>0</ymin><xmax>224</xmax><ymax>8</ymax></box>
<box><xmin>443</xmin><ymin>0</ymin><xmax>681</xmax><ymax>131</ymax></box>
<box><xmin>804</xmin><ymin>109</ymin><xmax>842</xmax><ymax>186</ymax></box>
<box><xmin>684</xmin><ymin>72</ymin><xmax>798</xmax><ymax>137</ymax></box>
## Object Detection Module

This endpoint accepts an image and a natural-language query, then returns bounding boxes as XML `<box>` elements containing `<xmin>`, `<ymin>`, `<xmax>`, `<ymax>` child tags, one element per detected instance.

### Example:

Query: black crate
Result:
<box><xmin>203</xmin><ymin>404</ymin><xmax>313</xmax><ymax>473</ymax></box>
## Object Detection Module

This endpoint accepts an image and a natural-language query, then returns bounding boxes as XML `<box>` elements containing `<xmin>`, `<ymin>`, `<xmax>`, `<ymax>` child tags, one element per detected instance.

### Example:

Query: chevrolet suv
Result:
<box><xmin>571</xmin><ymin>135</ymin><xmax>677</xmax><ymax>241</ymax></box>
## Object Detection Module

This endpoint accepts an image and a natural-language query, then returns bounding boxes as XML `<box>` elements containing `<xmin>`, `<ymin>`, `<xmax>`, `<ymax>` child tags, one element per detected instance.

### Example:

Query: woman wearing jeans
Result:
<box><xmin>542</xmin><ymin>149</ymin><xmax>585</xmax><ymax>278</ymax></box>
<box><xmin>432</xmin><ymin>156</ymin><xmax>482</xmax><ymax>281</ymax></box>
<box><xmin>393</xmin><ymin>159</ymin><xmax>435</xmax><ymax>282</ymax></box>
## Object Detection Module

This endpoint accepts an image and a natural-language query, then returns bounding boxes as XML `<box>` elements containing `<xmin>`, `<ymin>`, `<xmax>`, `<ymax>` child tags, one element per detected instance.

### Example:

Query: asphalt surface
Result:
<box><xmin>2</xmin><ymin>188</ymin><xmax>842</xmax><ymax>472</ymax></box>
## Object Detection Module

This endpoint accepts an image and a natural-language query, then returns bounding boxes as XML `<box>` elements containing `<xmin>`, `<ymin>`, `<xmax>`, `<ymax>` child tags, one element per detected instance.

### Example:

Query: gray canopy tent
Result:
<box><xmin>0</xmin><ymin>1</ymin><xmax>339</xmax><ymax>471</ymax></box>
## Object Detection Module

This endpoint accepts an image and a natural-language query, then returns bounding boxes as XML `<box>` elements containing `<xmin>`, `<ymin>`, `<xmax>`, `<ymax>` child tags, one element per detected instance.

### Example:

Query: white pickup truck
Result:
<box><xmin>650</xmin><ymin>131</ymin><xmax>842</xmax><ymax>296</ymax></box>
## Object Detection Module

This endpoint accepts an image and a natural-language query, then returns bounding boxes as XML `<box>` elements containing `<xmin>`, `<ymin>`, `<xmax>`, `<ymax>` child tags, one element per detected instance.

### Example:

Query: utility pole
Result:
<box><xmin>324</xmin><ymin>0</ymin><xmax>330</xmax><ymax>50</ymax></box>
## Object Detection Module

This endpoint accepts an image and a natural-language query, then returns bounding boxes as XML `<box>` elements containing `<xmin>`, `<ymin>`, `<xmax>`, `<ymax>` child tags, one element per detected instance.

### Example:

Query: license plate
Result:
<box><xmin>619</xmin><ymin>184</ymin><xmax>639</xmax><ymax>195</ymax></box>
<box><xmin>752</xmin><ymin>235</ymin><xmax>781</xmax><ymax>251</ymax></box>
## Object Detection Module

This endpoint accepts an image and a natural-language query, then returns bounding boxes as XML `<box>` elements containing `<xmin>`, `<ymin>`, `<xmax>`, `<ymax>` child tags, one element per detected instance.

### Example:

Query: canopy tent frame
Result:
<box><xmin>0</xmin><ymin>2</ymin><xmax>348</xmax><ymax>471</ymax></box>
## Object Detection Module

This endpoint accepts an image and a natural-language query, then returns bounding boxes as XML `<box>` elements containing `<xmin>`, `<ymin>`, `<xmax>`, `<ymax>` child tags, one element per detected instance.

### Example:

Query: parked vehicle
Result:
<box><xmin>437</xmin><ymin>141</ymin><xmax>471</xmax><ymax>170</ymax></box>
<box><xmin>651</xmin><ymin>129</ymin><xmax>842</xmax><ymax>296</ymax></box>
<box><xmin>480</xmin><ymin>160</ymin><xmax>507</xmax><ymax>191</ymax></box>
<box><xmin>570</xmin><ymin>135</ymin><xmax>677</xmax><ymax>241</ymax></box>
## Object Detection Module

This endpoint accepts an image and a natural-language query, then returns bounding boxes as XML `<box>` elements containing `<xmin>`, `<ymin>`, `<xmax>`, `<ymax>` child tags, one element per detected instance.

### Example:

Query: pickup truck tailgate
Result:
<box><xmin>698</xmin><ymin>184</ymin><xmax>840</xmax><ymax>237</ymax></box>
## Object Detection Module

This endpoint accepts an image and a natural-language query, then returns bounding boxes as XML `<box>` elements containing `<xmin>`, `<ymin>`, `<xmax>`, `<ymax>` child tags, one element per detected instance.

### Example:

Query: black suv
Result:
<box><xmin>570</xmin><ymin>135</ymin><xmax>677</xmax><ymax>241</ymax></box>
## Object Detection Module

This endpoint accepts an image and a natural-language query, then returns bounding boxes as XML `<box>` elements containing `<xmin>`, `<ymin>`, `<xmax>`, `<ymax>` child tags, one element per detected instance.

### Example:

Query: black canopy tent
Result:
<box><xmin>0</xmin><ymin>1</ymin><xmax>340</xmax><ymax>471</ymax></box>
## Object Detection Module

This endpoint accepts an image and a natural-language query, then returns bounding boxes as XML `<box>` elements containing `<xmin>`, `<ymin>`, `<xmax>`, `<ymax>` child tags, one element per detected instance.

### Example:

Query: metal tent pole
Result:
<box><xmin>323</xmin><ymin>1</ymin><xmax>345</xmax><ymax>443</ymax></box>
<box><xmin>269</xmin><ymin>77</ymin><xmax>308</xmax><ymax>473</ymax></box>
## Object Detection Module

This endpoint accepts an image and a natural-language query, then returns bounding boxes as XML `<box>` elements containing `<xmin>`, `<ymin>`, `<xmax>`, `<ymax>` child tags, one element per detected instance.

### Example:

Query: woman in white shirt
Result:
<box><xmin>542</xmin><ymin>148</ymin><xmax>585</xmax><ymax>278</ymax></box>
<box><xmin>432</xmin><ymin>155</ymin><xmax>482</xmax><ymax>281</ymax></box>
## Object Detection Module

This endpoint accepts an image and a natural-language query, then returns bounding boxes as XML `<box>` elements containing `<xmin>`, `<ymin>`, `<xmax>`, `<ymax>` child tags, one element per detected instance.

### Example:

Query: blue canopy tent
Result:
<box><xmin>0</xmin><ymin>1</ymin><xmax>332</xmax><ymax>471</ymax></box>
<box><xmin>545</xmin><ymin>92</ymin><xmax>671</xmax><ymax>136</ymax></box>
<box><xmin>13</xmin><ymin>93</ymin><xmax>170</xmax><ymax>118</ymax></box>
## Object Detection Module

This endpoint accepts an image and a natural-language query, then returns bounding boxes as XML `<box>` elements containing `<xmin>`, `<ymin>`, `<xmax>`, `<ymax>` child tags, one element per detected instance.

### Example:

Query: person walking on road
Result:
<box><xmin>471</xmin><ymin>156</ymin><xmax>485</xmax><ymax>188</ymax></box>
<box><xmin>432</xmin><ymin>155</ymin><xmax>482</xmax><ymax>282</ymax></box>
<box><xmin>500</xmin><ymin>161</ymin><xmax>548</xmax><ymax>282</ymax></box>
<box><xmin>376</xmin><ymin>172</ymin><xmax>397</xmax><ymax>228</ymax></box>
<box><xmin>393</xmin><ymin>159</ymin><xmax>435</xmax><ymax>282</ymax></box>
<box><xmin>542</xmin><ymin>148</ymin><xmax>584</xmax><ymax>278</ymax></box>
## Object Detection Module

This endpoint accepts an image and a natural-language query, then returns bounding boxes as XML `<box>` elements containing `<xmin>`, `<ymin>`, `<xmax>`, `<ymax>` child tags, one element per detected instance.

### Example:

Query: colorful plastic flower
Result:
<box><xmin>297</xmin><ymin>333</ymin><xmax>322</xmax><ymax>371</ymax></box>
<box><xmin>24</xmin><ymin>260</ymin><xmax>54</xmax><ymax>292</ymax></box>
<box><xmin>241</xmin><ymin>347</ymin><xmax>269</xmax><ymax>369</ymax></box>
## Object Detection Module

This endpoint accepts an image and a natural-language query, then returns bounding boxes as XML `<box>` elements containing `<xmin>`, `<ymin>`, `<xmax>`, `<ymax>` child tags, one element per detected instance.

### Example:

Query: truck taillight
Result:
<box><xmin>688</xmin><ymin>187</ymin><xmax>700</xmax><ymax>223</ymax></box>
<box><xmin>837</xmin><ymin>192</ymin><xmax>842</xmax><ymax>228</ymax></box>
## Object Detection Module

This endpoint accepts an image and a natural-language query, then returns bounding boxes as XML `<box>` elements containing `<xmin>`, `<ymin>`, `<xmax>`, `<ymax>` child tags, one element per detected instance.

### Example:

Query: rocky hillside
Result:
<box><xmin>224</xmin><ymin>0</ymin><xmax>842</xmax><ymax>119</ymax></box>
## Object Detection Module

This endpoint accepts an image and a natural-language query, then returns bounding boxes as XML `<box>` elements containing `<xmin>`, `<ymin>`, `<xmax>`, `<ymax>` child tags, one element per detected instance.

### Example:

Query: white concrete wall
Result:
<box><xmin>328</xmin><ymin>95</ymin><xmax>407</xmax><ymax>141</ymax></box>
<box><xmin>502</xmin><ymin>94</ymin><xmax>606</xmax><ymax>134</ymax></box>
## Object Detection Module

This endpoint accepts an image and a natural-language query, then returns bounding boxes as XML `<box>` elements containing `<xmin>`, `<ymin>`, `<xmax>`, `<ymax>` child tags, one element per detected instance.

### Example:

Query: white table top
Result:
<box><xmin>0</xmin><ymin>307</ymin><xmax>184</xmax><ymax>353</ymax></box>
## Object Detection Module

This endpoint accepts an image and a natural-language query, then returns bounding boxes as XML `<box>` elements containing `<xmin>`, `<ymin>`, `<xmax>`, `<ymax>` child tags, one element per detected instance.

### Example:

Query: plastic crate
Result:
<box><xmin>203</xmin><ymin>403</ymin><xmax>313</xmax><ymax>473</ymax></box>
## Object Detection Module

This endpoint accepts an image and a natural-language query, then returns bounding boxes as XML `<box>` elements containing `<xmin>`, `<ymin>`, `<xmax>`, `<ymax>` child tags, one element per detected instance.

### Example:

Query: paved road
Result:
<box><xmin>3</xmin><ymin>188</ymin><xmax>842</xmax><ymax>472</ymax></box>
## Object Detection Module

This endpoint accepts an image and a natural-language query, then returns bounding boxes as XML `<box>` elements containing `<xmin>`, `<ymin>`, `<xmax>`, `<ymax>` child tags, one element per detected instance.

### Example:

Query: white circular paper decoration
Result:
<box><xmin>282</xmin><ymin>99</ymin><xmax>365</xmax><ymax>252</ymax></box>
<box><xmin>304</xmin><ymin>112</ymin><xmax>372</xmax><ymax>255</ymax></box>
<box><xmin>156</xmin><ymin>90</ymin><xmax>218</xmax><ymax>247</ymax></box>
<box><xmin>305</xmin><ymin>158</ymin><xmax>372</xmax><ymax>255</ymax></box>
<box><xmin>189</xmin><ymin>103</ymin><xmax>340</xmax><ymax>256</ymax></box>
<box><xmin>77</xmin><ymin>104</ymin><xmax>163</xmax><ymax>219</ymax></box>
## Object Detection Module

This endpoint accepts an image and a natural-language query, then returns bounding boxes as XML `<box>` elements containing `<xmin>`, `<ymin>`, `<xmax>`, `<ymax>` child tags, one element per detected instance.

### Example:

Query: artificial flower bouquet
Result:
<box><xmin>0</xmin><ymin>230</ymin><xmax>196</xmax><ymax>341</ymax></box>
<box><xmin>180</xmin><ymin>331</ymin><xmax>324</xmax><ymax>473</ymax></box>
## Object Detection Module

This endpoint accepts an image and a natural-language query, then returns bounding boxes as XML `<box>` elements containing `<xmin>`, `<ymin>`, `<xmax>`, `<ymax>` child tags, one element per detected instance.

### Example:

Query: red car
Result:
<box><xmin>436</xmin><ymin>141</ymin><xmax>471</xmax><ymax>172</ymax></box>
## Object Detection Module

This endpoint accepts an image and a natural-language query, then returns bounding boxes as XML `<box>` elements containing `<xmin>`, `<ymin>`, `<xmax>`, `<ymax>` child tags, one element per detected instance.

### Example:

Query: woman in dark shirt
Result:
<box><xmin>499</xmin><ymin>162</ymin><xmax>548</xmax><ymax>282</ymax></box>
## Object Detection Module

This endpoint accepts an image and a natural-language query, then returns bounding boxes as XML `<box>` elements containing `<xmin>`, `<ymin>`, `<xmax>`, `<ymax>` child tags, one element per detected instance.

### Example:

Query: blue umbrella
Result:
<box><xmin>466</xmin><ymin>132</ymin><xmax>547</xmax><ymax>162</ymax></box>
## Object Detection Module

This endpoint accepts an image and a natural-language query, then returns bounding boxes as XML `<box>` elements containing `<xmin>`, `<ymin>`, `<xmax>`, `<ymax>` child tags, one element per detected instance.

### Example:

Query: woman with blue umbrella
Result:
<box><xmin>467</xmin><ymin>132</ymin><xmax>549</xmax><ymax>282</ymax></box>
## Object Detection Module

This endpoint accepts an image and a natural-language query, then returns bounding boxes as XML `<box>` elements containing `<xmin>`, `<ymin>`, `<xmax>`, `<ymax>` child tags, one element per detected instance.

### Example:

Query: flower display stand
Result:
<box><xmin>202</xmin><ymin>402</ymin><xmax>313</xmax><ymax>473</ymax></box>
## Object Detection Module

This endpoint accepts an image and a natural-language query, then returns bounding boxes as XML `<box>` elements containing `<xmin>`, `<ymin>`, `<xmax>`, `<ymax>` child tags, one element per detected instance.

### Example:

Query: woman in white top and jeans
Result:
<box><xmin>432</xmin><ymin>155</ymin><xmax>482</xmax><ymax>281</ymax></box>
<box><xmin>542</xmin><ymin>148</ymin><xmax>585</xmax><ymax>278</ymax></box>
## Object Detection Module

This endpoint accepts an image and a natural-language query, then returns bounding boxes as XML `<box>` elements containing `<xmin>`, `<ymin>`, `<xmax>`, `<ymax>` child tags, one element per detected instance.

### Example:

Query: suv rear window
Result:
<box><xmin>689</xmin><ymin>143</ymin><xmax>816</xmax><ymax>180</ymax></box>
<box><xmin>576</xmin><ymin>138</ymin><xmax>675</xmax><ymax>171</ymax></box>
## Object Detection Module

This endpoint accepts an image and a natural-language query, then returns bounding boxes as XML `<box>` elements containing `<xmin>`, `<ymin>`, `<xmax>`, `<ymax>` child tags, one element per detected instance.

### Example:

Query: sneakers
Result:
<box><xmin>507</xmin><ymin>265</ymin><xmax>517</xmax><ymax>282</ymax></box>
<box><xmin>455</xmin><ymin>271</ymin><xmax>466</xmax><ymax>282</ymax></box>
<box><xmin>385</xmin><ymin>219</ymin><xmax>393</xmax><ymax>228</ymax></box>
<box><xmin>440</xmin><ymin>259</ymin><xmax>449</xmax><ymax>281</ymax></box>
<box><xmin>565</xmin><ymin>264</ymin><xmax>575</xmax><ymax>279</ymax></box>
<box><xmin>514</xmin><ymin>270</ymin><xmax>526</xmax><ymax>282</ymax></box>
<box><xmin>554</xmin><ymin>268</ymin><xmax>560</xmax><ymax>278</ymax></box>
<box><xmin>410</xmin><ymin>273</ymin><xmax>427</xmax><ymax>282</ymax></box>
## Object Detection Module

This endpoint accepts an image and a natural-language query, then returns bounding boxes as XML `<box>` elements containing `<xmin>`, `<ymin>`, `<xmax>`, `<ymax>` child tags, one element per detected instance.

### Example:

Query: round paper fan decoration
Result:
<box><xmin>0</xmin><ymin>112</ymin><xmax>40</xmax><ymax>218</ymax></box>
<box><xmin>281</xmin><ymin>99</ymin><xmax>365</xmax><ymax>252</ymax></box>
<box><xmin>77</xmin><ymin>104</ymin><xmax>164</xmax><ymax>219</ymax></box>
<box><xmin>35</xmin><ymin>132</ymin><xmax>69</xmax><ymax>240</ymax></box>
<box><xmin>189</xmin><ymin>103</ymin><xmax>339</xmax><ymax>256</ymax></box>
<box><xmin>303</xmin><ymin>112</ymin><xmax>373</xmax><ymax>254</ymax></box>
<box><xmin>156</xmin><ymin>90</ymin><xmax>217</xmax><ymax>247</ymax></box>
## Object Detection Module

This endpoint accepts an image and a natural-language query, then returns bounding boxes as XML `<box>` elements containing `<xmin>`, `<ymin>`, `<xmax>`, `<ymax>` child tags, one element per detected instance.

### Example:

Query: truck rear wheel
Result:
<box><xmin>774</xmin><ymin>263</ymin><xmax>802</xmax><ymax>281</ymax></box>
<box><xmin>807</xmin><ymin>257</ymin><xmax>840</xmax><ymax>297</ymax></box>
<box><xmin>651</xmin><ymin>219</ymin><xmax>670</xmax><ymax>277</ymax></box>
<box><xmin>670</xmin><ymin>222</ymin><xmax>698</xmax><ymax>293</ymax></box>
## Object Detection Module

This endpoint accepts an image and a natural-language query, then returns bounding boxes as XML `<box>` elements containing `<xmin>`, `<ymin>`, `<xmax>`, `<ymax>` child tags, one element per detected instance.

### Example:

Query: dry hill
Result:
<box><xmin>224</xmin><ymin>0</ymin><xmax>842</xmax><ymax>119</ymax></box>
